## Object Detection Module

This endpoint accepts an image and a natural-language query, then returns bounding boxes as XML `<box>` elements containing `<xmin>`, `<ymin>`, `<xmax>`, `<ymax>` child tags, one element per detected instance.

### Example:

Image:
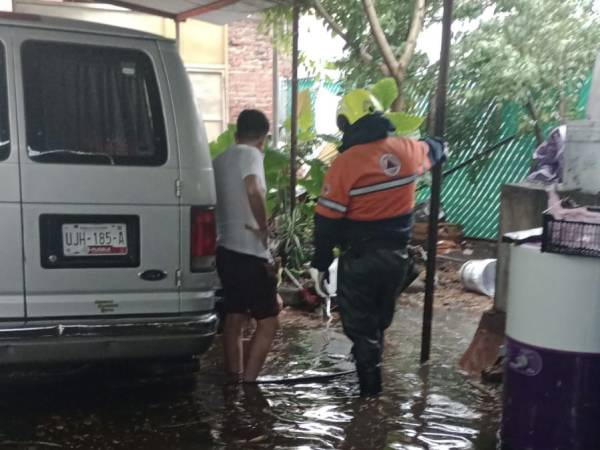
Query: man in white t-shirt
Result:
<box><xmin>213</xmin><ymin>109</ymin><xmax>280</xmax><ymax>383</ymax></box>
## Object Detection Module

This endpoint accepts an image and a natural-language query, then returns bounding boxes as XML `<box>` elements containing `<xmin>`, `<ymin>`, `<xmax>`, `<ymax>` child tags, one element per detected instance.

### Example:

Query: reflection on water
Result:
<box><xmin>0</xmin><ymin>306</ymin><xmax>500</xmax><ymax>449</ymax></box>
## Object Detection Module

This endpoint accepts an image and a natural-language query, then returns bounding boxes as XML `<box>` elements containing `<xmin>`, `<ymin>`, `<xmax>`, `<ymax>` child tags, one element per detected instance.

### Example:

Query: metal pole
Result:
<box><xmin>290</xmin><ymin>0</ymin><xmax>299</xmax><ymax>212</ymax></box>
<box><xmin>420</xmin><ymin>0</ymin><xmax>453</xmax><ymax>364</ymax></box>
<box><xmin>272</xmin><ymin>40</ymin><xmax>280</xmax><ymax>146</ymax></box>
<box><xmin>175</xmin><ymin>19</ymin><xmax>181</xmax><ymax>53</ymax></box>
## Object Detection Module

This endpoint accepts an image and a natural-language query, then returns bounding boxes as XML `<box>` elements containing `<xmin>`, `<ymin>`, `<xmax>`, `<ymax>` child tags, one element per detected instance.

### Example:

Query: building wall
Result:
<box><xmin>228</xmin><ymin>17</ymin><xmax>290</xmax><ymax>126</ymax></box>
<box><xmin>179</xmin><ymin>20</ymin><xmax>228</xmax><ymax>141</ymax></box>
<box><xmin>179</xmin><ymin>20</ymin><xmax>226</xmax><ymax>66</ymax></box>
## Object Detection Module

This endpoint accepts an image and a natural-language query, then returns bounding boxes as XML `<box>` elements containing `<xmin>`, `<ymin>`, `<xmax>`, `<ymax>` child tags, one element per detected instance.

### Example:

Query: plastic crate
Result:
<box><xmin>542</xmin><ymin>214</ymin><xmax>600</xmax><ymax>257</ymax></box>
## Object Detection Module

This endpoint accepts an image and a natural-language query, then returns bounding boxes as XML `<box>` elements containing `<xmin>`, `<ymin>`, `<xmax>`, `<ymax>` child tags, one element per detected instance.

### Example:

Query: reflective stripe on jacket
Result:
<box><xmin>311</xmin><ymin>136</ymin><xmax>444</xmax><ymax>271</ymax></box>
<box><xmin>315</xmin><ymin>137</ymin><xmax>436</xmax><ymax>221</ymax></box>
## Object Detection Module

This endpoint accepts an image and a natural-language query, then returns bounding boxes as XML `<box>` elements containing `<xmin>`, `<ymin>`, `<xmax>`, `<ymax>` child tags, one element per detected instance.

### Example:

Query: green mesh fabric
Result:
<box><xmin>416</xmin><ymin>78</ymin><xmax>591</xmax><ymax>239</ymax></box>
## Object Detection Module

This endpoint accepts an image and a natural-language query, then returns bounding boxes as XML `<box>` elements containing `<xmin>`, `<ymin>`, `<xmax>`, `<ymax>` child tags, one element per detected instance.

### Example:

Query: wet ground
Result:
<box><xmin>0</xmin><ymin>295</ymin><xmax>501</xmax><ymax>450</ymax></box>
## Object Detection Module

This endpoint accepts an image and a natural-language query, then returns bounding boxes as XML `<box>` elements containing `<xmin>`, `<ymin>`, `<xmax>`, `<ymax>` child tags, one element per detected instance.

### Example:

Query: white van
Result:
<box><xmin>0</xmin><ymin>14</ymin><xmax>219</xmax><ymax>364</ymax></box>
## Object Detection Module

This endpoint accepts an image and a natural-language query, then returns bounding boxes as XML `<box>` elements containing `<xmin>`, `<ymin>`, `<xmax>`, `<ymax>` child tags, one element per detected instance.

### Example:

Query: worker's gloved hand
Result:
<box><xmin>424</xmin><ymin>137</ymin><xmax>449</xmax><ymax>163</ymax></box>
<box><xmin>309</xmin><ymin>267</ymin><xmax>329</xmax><ymax>298</ymax></box>
<box><xmin>442</xmin><ymin>141</ymin><xmax>450</xmax><ymax>159</ymax></box>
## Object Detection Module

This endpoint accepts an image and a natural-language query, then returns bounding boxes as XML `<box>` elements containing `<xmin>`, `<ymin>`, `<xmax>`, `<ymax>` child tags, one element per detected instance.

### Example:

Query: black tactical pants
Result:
<box><xmin>337</xmin><ymin>246</ymin><xmax>409</xmax><ymax>396</ymax></box>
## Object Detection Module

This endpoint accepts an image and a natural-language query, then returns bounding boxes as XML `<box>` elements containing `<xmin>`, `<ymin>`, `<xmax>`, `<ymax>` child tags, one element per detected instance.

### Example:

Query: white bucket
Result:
<box><xmin>459</xmin><ymin>259</ymin><xmax>497</xmax><ymax>297</ymax></box>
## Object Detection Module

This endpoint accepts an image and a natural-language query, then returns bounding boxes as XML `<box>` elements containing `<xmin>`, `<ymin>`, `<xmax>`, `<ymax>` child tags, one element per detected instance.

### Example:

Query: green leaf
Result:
<box><xmin>209</xmin><ymin>124</ymin><xmax>236</xmax><ymax>160</ymax></box>
<box><xmin>283</xmin><ymin>116</ymin><xmax>291</xmax><ymax>132</ymax></box>
<box><xmin>385</xmin><ymin>112</ymin><xmax>425</xmax><ymax>136</ymax></box>
<box><xmin>266</xmin><ymin>192</ymin><xmax>279</xmax><ymax>217</ymax></box>
<box><xmin>298</xmin><ymin>159</ymin><xmax>327</xmax><ymax>198</ymax></box>
<box><xmin>264</xmin><ymin>148</ymin><xmax>288</xmax><ymax>173</ymax></box>
<box><xmin>264</xmin><ymin>148</ymin><xmax>289</xmax><ymax>191</ymax></box>
<box><xmin>298</xmin><ymin>89</ymin><xmax>314</xmax><ymax>132</ymax></box>
<box><xmin>298</xmin><ymin>128</ymin><xmax>316</xmax><ymax>143</ymax></box>
<box><xmin>283</xmin><ymin>89</ymin><xmax>314</xmax><ymax>139</ymax></box>
<box><xmin>370</xmin><ymin>78</ymin><xmax>399</xmax><ymax>110</ymax></box>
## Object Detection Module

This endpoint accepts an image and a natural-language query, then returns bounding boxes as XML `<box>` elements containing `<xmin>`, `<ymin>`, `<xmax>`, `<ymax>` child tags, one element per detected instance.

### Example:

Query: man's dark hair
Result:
<box><xmin>236</xmin><ymin>109</ymin><xmax>270</xmax><ymax>141</ymax></box>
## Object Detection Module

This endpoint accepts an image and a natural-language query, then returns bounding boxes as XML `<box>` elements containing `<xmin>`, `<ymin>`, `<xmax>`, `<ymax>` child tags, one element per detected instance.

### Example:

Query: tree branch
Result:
<box><xmin>397</xmin><ymin>0</ymin><xmax>426</xmax><ymax>79</ymax></box>
<box><xmin>312</xmin><ymin>0</ymin><xmax>389</xmax><ymax>75</ymax></box>
<box><xmin>312</xmin><ymin>0</ymin><xmax>348</xmax><ymax>41</ymax></box>
<box><xmin>526</xmin><ymin>96</ymin><xmax>544</xmax><ymax>146</ymax></box>
<box><xmin>361</xmin><ymin>0</ymin><xmax>399</xmax><ymax>76</ymax></box>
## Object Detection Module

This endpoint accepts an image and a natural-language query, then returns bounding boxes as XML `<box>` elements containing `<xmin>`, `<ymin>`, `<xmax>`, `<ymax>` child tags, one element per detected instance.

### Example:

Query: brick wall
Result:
<box><xmin>228</xmin><ymin>17</ymin><xmax>290</xmax><ymax>125</ymax></box>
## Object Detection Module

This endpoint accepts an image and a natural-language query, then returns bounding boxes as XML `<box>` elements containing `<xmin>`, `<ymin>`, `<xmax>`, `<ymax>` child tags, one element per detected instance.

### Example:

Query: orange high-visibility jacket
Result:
<box><xmin>316</xmin><ymin>137</ymin><xmax>436</xmax><ymax>220</ymax></box>
<box><xmin>312</xmin><ymin>135</ymin><xmax>444</xmax><ymax>271</ymax></box>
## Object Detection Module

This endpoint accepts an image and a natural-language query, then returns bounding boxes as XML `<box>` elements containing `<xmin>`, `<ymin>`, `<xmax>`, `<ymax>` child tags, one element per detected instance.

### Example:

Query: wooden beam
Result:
<box><xmin>175</xmin><ymin>18</ymin><xmax>181</xmax><ymax>52</ymax></box>
<box><xmin>94</xmin><ymin>1</ymin><xmax>177</xmax><ymax>19</ymax></box>
<box><xmin>176</xmin><ymin>0</ymin><xmax>239</xmax><ymax>21</ymax></box>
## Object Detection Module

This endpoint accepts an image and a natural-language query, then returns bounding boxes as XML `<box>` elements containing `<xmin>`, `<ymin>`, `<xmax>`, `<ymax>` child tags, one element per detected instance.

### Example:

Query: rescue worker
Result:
<box><xmin>310</xmin><ymin>90</ymin><xmax>446</xmax><ymax>396</ymax></box>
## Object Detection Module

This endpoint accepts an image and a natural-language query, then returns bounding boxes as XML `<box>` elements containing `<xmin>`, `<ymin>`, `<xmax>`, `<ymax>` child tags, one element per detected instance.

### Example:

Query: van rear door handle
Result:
<box><xmin>139</xmin><ymin>270</ymin><xmax>167</xmax><ymax>281</ymax></box>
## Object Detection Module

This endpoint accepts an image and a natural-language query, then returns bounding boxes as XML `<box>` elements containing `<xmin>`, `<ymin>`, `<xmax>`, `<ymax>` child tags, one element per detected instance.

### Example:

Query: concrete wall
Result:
<box><xmin>179</xmin><ymin>19</ymin><xmax>227</xmax><ymax>66</ymax></box>
<box><xmin>495</xmin><ymin>183</ymin><xmax>549</xmax><ymax>312</ymax></box>
<box><xmin>495</xmin><ymin>182</ymin><xmax>600</xmax><ymax>312</ymax></box>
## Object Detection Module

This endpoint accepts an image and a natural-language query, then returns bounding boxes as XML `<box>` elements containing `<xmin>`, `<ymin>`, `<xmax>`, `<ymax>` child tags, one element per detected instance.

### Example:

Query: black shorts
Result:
<box><xmin>216</xmin><ymin>246</ymin><xmax>279</xmax><ymax>320</ymax></box>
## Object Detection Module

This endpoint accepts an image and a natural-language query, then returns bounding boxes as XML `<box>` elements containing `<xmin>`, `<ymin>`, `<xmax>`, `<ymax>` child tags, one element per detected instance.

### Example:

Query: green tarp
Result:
<box><xmin>416</xmin><ymin>78</ymin><xmax>591</xmax><ymax>239</ymax></box>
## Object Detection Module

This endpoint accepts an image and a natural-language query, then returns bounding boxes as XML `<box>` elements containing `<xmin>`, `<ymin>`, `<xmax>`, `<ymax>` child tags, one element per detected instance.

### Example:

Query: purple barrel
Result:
<box><xmin>501</xmin><ymin>245</ymin><xmax>600</xmax><ymax>450</ymax></box>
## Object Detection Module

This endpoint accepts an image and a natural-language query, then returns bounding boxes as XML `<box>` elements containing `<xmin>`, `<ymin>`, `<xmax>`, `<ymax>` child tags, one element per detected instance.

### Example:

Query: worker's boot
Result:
<box><xmin>357</xmin><ymin>365</ymin><xmax>382</xmax><ymax>397</ymax></box>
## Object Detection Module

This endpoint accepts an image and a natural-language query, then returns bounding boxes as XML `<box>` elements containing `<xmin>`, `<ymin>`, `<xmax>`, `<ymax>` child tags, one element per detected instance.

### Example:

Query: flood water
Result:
<box><xmin>0</xmin><ymin>305</ymin><xmax>501</xmax><ymax>449</ymax></box>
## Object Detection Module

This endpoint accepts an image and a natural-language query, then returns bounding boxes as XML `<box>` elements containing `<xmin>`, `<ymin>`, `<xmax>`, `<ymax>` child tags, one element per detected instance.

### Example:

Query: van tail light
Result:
<box><xmin>191</xmin><ymin>207</ymin><xmax>217</xmax><ymax>272</ymax></box>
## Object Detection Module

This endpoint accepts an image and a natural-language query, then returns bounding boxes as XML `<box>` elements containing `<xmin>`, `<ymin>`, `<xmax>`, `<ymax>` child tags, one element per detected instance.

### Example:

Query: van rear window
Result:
<box><xmin>22</xmin><ymin>41</ymin><xmax>167</xmax><ymax>166</ymax></box>
<box><xmin>0</xmin><ymin>44</ymin><xmax>9</xmax><ymax>161</ymax></box>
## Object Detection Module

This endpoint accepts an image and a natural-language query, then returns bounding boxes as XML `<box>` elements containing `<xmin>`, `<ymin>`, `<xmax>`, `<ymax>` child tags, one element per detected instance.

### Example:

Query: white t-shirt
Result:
<box><xmin>213</xmin><ymin>144</ymin><xmax>270</xmax><ymax>260</ymax></box>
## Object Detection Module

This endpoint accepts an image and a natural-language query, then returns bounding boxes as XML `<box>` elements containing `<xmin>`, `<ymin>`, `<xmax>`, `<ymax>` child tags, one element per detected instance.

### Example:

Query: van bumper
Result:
<box><xmin>0</xmin><ymin>313</ymin><xmax>219</xmax><ymax>364</ymax></box>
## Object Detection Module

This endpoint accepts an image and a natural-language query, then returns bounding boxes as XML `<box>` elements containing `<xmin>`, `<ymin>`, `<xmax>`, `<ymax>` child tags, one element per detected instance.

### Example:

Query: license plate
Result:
<box><xmin>62</xmin><ymin>223</ymin><xmax>128</xmax><ymax>257</ymax></box>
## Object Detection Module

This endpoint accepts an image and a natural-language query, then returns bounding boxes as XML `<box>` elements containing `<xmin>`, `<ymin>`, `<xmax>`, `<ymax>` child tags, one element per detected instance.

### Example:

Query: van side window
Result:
<box><xmin>0</xmin><ymin>44</ymin><xmax>9</xmax><ymax>161</ymax></box>
<box><xmin>22</xmin><ymin>41</ymin><xmax>167</xmax><ymax>166</ymax></box>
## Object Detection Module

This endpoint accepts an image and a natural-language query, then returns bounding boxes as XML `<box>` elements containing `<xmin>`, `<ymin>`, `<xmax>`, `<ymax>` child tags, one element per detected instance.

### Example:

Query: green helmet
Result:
<box><xmin>337</xmin><ymin>89</ymin><xmax>383</xmax><ymax>126</ymax></box>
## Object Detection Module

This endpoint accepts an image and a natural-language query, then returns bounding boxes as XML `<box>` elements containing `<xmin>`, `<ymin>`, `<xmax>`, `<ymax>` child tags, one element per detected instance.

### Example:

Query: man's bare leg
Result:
<box><xmin>243</xmin><ymin>323</ymin><xmax>255</xmax><ymax>368</ymax></box>
<box><xmin>242</xmin><ymin>316</ymin><xmax>279</xmax><ymax>382</ymax></box>
<box><xmin>223</xmin><ymin>313</ymin><xmax>247</xmax><ymax>380</ymax></box>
